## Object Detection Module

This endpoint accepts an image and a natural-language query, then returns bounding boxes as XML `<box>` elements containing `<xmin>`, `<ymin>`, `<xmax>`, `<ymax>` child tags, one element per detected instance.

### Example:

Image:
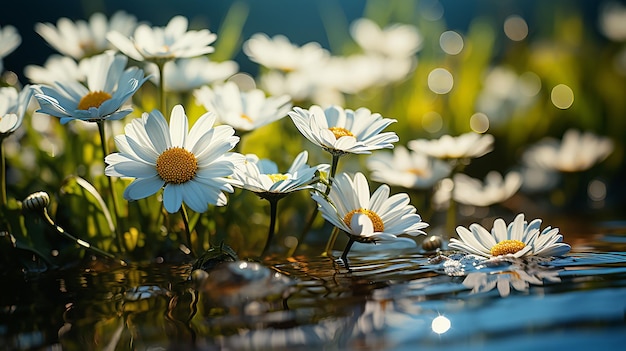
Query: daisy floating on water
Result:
<box><xmin>104</xmin><ymin>104</ymin><xmax>241</xmax><ymax>214</ymax></box>
<box><xmin>194</xmin><ymin>81</ymin><xmax>292</xmax><ymax>134</ymax></box>
<box><xmin>232</xmin><ymin>151</ymin><xmax>328</xmax><ymax>256</ymax></box>
<box><xmin>449</xmin><ymin>213</ymin><xmax>571</xmax><ymax>259</ymax></box>
<box><xmin>32</xmin><ymin>52</ymin><xmax>149</xmax><ymax>124</ymax></box>
<box><xmin>311</xmin><ymin>172</ymin><xmax>428</xmax><ymax>261</ymax></box>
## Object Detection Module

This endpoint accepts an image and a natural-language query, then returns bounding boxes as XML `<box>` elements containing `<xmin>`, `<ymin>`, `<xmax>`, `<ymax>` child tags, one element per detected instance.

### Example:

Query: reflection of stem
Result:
<box><xmin>261</xmin><ymin>198</ymin><xmax>279</xmax><ymax>257</ymax></box>
<box><xmin>179</xmin><ymin>204</ymin><xmax>194</xmax><ymax>257</ymax></box>
<box><xmin>298</xmin><ymin>154</ymin><xmax>341</xmax><ymax>252</ymax></box>
<box><xmin>98</xmin><ymin>121</ymin><xmax>125</xmax><ymax>254</ymax></box>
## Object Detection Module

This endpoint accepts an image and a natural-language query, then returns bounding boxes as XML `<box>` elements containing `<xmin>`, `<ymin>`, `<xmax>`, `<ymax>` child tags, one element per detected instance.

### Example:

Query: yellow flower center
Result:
<box><xmin>407</xmin><ymin>168</ymin><xmax>428</xmax><ymax>177</ymax></box>
<box><xmin>241</xmin><ymin>113</ymin><xmax>253</xmax><ymax>122</ymax></box>
<box><xmin>490</xmin><ymin>239</ymin><xmax>526</xmax><ymax>256</ymax></box>
<box><xmin>267</xmin><ymin>174</ymin><xmax>288</xmax><ymax>183</ymax></box>
<box><xmin>343</xmin><ymin>208</ymin><xmax>385</xmax><ymax>232</ymax></box>
<box><xmin>77</xmin><ymin>91</ymin><xmax>112</xmax><ymax>110</ymax></box>
<box><xmin>156</xmin><ymin>147</ymin><xmax>198</xmax><ymax>184</ymax></box>
<box><xmin>329</xmin><ymin>127</ymin><xmax>354</xmax><ymax>139</ymax></box>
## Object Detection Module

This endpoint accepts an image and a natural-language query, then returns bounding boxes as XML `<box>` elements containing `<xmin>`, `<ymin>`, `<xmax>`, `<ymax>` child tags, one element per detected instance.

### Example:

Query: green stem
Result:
<box><xmin>179</xmin><ymin>204</ymin><xmax>195</xmax><ymax>257</ymax></box>
<box><xmin>0</xmin><ymin>140</ymin><xmax>6</xmax><ymax>209</ymax></box>
<box><xmin>261</xmin><ymin>198</ymin><xmax>279</xmax><ymax>257</ymax></box>
<box><xmin>157</xmin><ymin>61</ymin><xmax>167</xmax><ymax>115</ymax></box>
<box><xmin>297</xmin><ymin>154</ymin><xmax>341</xmax><ymax>252</ymax></box>
<box><xmin>340</xmin><ymin>237</ymin><xmax>355</xmax><ymax>263</ymax></box>
<box><xmin>42</xmin><ymin>208</ymin><xmax>125</xmax><ymax>265</ymax></box>
<box><xmin>98</xmin><ymin>121</ymin><xmax>125</xmax><ymax>254</ymax></box>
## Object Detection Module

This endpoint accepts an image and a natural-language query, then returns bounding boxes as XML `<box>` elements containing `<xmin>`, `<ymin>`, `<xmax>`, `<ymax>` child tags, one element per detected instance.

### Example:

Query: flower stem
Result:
<box><xmin>297</xmin><ymin>154</ymin><xmax>341</xmax><ymax>252</ymax></box>
<box><xmin>179</xmin><ymin>204</ymin><xmax>195</xmax><ymax>257</ymax></box>
<box><xmin>0</xmin><ymin>140</ymin><xmax>6</xmax><ymax>209</ymax></box>
<box><xmin>98</xmin><ymin>121</ymin><xmax>125</xmax><ymax>254</ymax></box>
<box><xmin>340</xmin><ymin>237</ymin><xmax>355</xmax><ymax>263</ymax></box>
<box><xmin>157</xmin><ymin>61</ymin><xmax>167</xmax><ymax>115</ymax></box>
<box><xmin>261</xmin><ymin>198</ymin><xmax>279</xmax><ymax>257</ymax></box>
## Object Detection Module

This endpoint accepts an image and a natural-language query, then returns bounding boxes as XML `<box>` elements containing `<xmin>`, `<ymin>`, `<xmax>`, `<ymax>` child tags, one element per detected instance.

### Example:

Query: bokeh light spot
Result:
<box><xmin>504</xmin><ymin>15</ymin><xmax>529</xmax><ymax>41</ymax></box>
<box><xmin>551</xmin><ymin>84</ymin><xmax>574</xmax><ymax>109</ymax></box>
<box><xmin>440</xmin><ymin>31</ymin><xmax>464</xmax><ymax>55</ymax></box>
<box><xmin>588</xmin><ymin>179</ymin><xmax>607</xmax><ymax>201</ymax></box>
<box><xmin>432</xmin><ymin>315</ymin><xmax>451</xmax><ymax>334</ymax></box>
<box><xmin>470</xmin><ymin>113</ymin><xmax>490</xmax><ymax>133</ymax></box>
<box><xmin>422</xmin><ymin>111</ymin><xmax>443</xmax><ymax>133</ymax></box>
<box><xmin>428</xmin><ymin>68</ymin><xmax>454</xmax><ymax>94</ymax></box>
<box><xmin>519</xmin><ymin>71</ymin><xmax>542</xmax><ymax>96</ymax></box>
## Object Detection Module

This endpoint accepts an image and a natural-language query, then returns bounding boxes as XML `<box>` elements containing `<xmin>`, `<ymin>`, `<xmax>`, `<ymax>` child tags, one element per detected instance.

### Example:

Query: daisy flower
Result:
<box><xmin>233</xmin><ymin>151</ymin><xmax>326</xmax><ymax>199</ymax></box>
<box><xmin>522</xmin><ymin>129</ymin><xmax>613</xmax><ymax>172</ymax></box>
<box><xmin>243</xmin><ymin>33</ymin><xmax>329</xmax><ymax>72</ymax></box>
<box><xmin>35</xmin><ymin>11</ymin><xmax>138</xmax><ymax>60</ymax></box>
<box><xmin>194</xmin><ymin>81</ymin><xmax>292</xmax><ymax>133</ymax></box>
<box><xmin>288</xmin><ymin>105</ymin><xmax>399</xmax><ymax>156</ymax></box>
<box><xmin>0</xmin><ymin>25</ymin><xmax>21</xmax><ymax>73</ymax></box>
<box><xmin>232</xmin><ymin>151</ymin><xmax>327</xmax><ymax>256</ymax></box>
<box><xmin>350</xmin><ymin>18</ymin><xmax>423</xmax><ymax>58</ymax></box>
<box><xmin>146</xmin><ymin>57</ymin><xmax>238</xmax><ymax>93</ymax></box>
<box><xmin>452</xmin><ymin>171</ymin><xmax>522</xmax><ymax>207</ymax></box>
<box><xmin>449</xmin><ymin>213</ymin><xmax>571</xmax><ymax>259</ymax></box>
<box><xmin>104</xmin><ymin>104</ymin><xmax>241</xmax><ymax>213</ymax></box>
<box><xmin>0</xmin><ymin>86</ymin><xmax>33</xmax><ymax>137</ymax></box>
<box><xmin>107</xmin><ymin>15</ymin><xmax>216</xmax><ymax>62</ymax></box>
<box><xmin>24</xmin><ymin>55</ymin><xmax>86</xmax><ymax>85</ymax></box>
<box><xmin>408</xmin><ymin>132</ymin><xmax>494</xmax><ymax>160</ymax></box>
<box><xmin>366</xmin><ymin>146</ymin><xmax>451</xmax><ymax>189</ymax></box>
<box><xmin>32</xmin><ymin>52</ymin><xmax>149</xmax><ymax>124</ymax></box>
<box><xmin>311</xmin><ymin>172</ymin><xmax>428</xmax><ymax>259</ymax></box>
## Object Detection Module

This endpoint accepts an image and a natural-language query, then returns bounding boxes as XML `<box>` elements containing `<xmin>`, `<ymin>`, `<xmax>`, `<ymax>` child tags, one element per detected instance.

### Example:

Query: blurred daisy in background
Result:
<box><xmin>0</xmin><ymin>25</ymin><xmax>21</xmax><ymax>73</ymax></box>
<box><xmin>0</xmin><ymin>86</ymin><xmax>33</xmax><ymax>137</ymax></box>
<box><xmin>105</xmin><ymin>104</ymin><xmax>241</xmax><ymax>213</ymax></box>
<box><xmin>311</xmin><ymin>172</ymin><xmax>428</xmax><ymax>260</ymax></box>
<box><xmin>35</xmin><ymin>11</ymin><xmax>138</xmax><ymax>60</ymax></box>
<box><xmin>451</xmin><ymin>171</ymin><xmax>522</xmax><ymax>207</ymax></box>
<box><xmin>194</xmin><ymin>81</ymin><xmax>292</xmax><ymax>133</ymax></box>
<box><xmin>350</xmin><ymin>18</ymin><xmax>423</xmax><ymax>58</ymax></box>
<box><xmin>33</xmin><ymin>52</ymin><xmax>149</xmax><ymax>124</ymax></box>
<box><xmin>408</xmin><ymin>132</ymin><xmax>494</xmax><ymax>161</ymax></box>
<box><xmin>146</xmin><ymin>57</ymin><xmax>238</xmax><ymax>93</ymax></box>
<box><xmin>522</xmin><ymin>129</ymin><xmax>613</xmax><ymax>173</ymax></box>
<box><xmin>243</xmin><ymin>33</ymin><xmax>330</xmax><ymax>72</ymax></box>
<box><xmin>107</xmin><ymin>15</ymin><xmax>216</xmax><ymax>62</ymax></box>
<box><xmin>366</xmin><ymin>146</ymin><xmax>451</xmax><ymax>189</ymax></box>
<box><xmin>24</xmin><ymin>55</ymin><xmax>86</xmax><ymax>85</ymax></box>
<box><xmin>449</xmin><ymin>213</ymin><xmax>571</xmax><ymax>259</ymax></box>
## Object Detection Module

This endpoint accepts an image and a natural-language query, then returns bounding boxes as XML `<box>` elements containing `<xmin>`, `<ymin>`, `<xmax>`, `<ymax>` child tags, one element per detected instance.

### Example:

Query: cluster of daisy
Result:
<box><xmin>0</xmin><ymin>9</ymin><xmax>612</xmax><ymax>264</ymax></box>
